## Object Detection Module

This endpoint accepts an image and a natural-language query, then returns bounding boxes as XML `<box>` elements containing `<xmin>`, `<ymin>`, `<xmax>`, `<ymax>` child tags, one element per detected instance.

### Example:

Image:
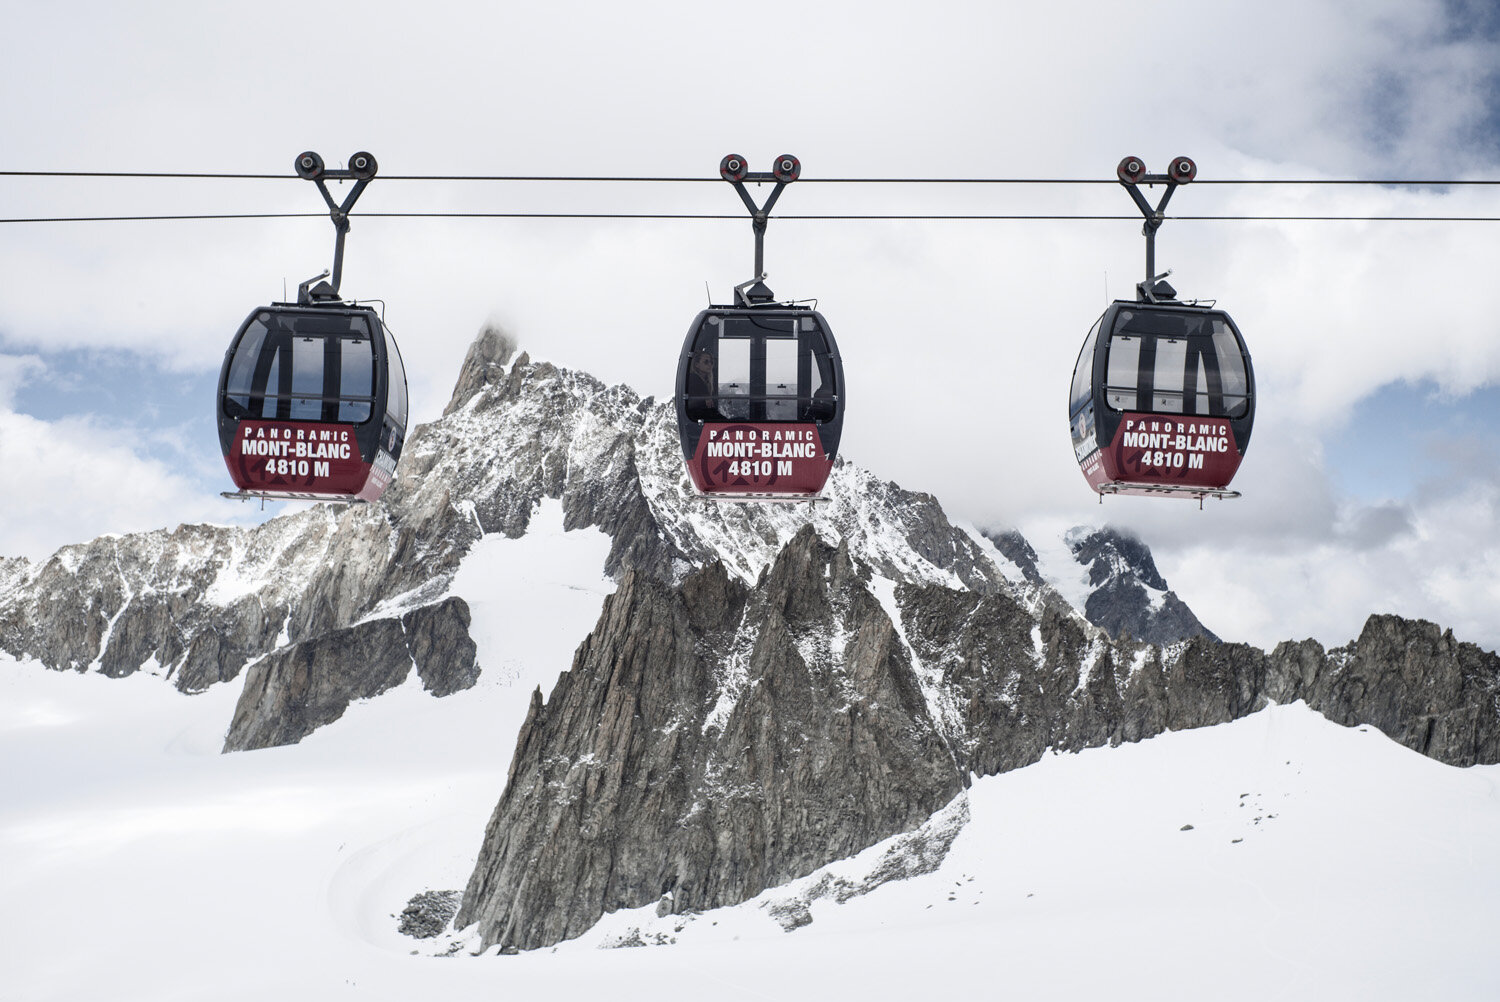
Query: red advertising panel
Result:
<box><xmin>225</xmin><ymin>420</ymin><xmax>386</xmax><ymax>500</ymax></box>
<box><xmin>688</xmin><ymin>423</ymin><xmax>832</xmax><ymax>497</ymax></box>
<box><xmin>1094</xmin><ymin>413</ymin><xmax>1242</xmax><ymax>494</ymax></box>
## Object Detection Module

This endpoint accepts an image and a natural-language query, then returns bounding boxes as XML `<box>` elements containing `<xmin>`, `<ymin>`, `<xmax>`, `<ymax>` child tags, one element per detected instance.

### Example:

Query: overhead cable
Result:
<box><xmin>3</xmin><ymin>212</ymin><xmax>1498</xmax><ymax>224</ymax></box>
<box><xmin>3</xmin><ymin>169</ymin><xmax>1499</xmax><ymax>186</ymax></box>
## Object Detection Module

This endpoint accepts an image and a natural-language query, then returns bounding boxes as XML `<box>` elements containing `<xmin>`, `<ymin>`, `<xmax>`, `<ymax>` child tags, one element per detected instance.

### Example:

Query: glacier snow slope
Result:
<box><xmin>3</xmin><ymin>499</ymin><xmax>1499</xmax><ymax>1001</ymax></box>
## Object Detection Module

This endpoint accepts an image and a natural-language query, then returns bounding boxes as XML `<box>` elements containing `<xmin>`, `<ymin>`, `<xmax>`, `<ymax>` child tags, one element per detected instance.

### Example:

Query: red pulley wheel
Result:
<box><xmin>1116</xmin><ymin>156</ymin><xmax>1146</xmax><ymax>184</ymax></box>
<box><xmin>720</xmin><ymin>154</ymin><xmax>748</xmax><ymax>182</ymax></box>
<box><xmin>295</xmin><ymin>151</ymin><xmax>325</xmax><ymax>180</ymax></box>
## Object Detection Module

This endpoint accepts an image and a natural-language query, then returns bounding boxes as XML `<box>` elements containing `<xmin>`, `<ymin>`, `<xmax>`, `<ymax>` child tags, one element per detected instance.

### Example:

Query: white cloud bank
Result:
<box><xmin>0</xmin><ymin>356</ymin><xmax>245</xmax><ymax>561</ymax></box>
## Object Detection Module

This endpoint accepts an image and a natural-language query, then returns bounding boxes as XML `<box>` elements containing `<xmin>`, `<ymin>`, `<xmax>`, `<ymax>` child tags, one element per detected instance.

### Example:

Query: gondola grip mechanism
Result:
<box><xmin>721</xmin><ymin>153</ymin><xmax>798</xmax><ymax>306</ymax></box>
<box><xmin>1116</xmin><ymin>154</ymin><xmax>1195</xmax><ymax>303</ymax></box>
<box><xmin>293</xmin><ymin>150</ymin><xmax>378</xmax><ymax>301</ymax></box>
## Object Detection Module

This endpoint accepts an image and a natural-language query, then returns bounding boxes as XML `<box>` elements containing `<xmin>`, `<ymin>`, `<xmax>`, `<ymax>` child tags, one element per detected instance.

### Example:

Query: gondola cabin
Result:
<box><xmin>675</xmin><ymin>305</ymin><xmax>843</xmax><ymax>500</ymax></box>
<box><xmin>1070</xmin><ymin>300</ymin><xmax>1254</xmax><ymax>499</ymax></box>
<box><xmin>217</xmin><ymin>303</ymin><xmax>407</xmax><ymax>502</ymax></box>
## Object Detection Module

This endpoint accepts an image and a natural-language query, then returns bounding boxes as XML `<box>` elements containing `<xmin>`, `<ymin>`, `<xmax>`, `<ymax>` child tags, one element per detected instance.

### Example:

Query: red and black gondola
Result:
<box><xmin>675</xmin><ymin>302</ymin><xmax>843</xmax><ymax>499</ymax></box>
<box><xmin>217</xmin><ymin>299</ymin><xmax>407</xmax><ymax>501</ymax></box>
<box><xmin>217</xmin><ymin>151</ymin><xmax>407</xmax><ymax>503</ymax></box>
<box><xmin>1070</xmin><ymin>156</ymin><xmax>1255</xmax><ymax>500</ymax></box>
<box><xmin>1070</xmin><ymin>298</ymin><xmax>1253</xmax><ymax>497</ymax></box>
<box><xmin>675</xmin><ymin>154</ymin><xmax>845</xmax><ymax>500</ymax></box>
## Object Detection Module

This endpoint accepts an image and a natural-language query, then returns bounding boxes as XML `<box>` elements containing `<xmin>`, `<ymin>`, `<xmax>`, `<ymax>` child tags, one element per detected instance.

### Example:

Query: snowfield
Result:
<box><xmin>3</xmin><ymin>506</ymin><xmax>1499</xmax><ymax>1000</ymax></box>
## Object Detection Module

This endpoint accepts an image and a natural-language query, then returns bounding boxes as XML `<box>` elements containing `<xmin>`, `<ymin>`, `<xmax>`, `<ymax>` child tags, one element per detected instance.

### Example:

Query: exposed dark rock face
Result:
<box><xmin>403</xmin><ymin>597</ymin><xmax>481</xmax><ymax>697</ymax></box>
<box><xmin>444</xmin><ymin>325</ymin><xmax>517</xmax><ymax>416</ymax></box>
<box><xmin>225</xmin><ymin>618</ymin><xmax>412</xmax><ymax>752</ymax></box>
<box><xmin>1300</xmin><ymin>615</ymin><xmax>1500</xmax><ymax>767</ymax></box>
<box><xmin>1074</xmin><ymin>527</ymin><xmax>1168</xmax><ymax>591</ymax></box>
<box><xmin>0</xmin><ymin>523</ymin><xmax>299</xmax><ymax>690</ymax></box>
<box><xmin>223</xmin><ymin>598</ymin><xmax>480</xmax><ymax>752</ymax></box>
<box><xmin>455</xmin><ymin>529</ymin><xmax>964</xmax><ymax>952</ymax></box>
<box><xmin>982</xmin><ymin>529</ymin><xmax>1044</xmax><ymax>586</ymax></box>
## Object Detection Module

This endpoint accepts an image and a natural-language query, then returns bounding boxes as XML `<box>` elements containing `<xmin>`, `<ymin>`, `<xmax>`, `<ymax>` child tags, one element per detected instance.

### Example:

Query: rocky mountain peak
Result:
<box><xmin>1069</xmin><ymin>526</ymin><xmax>1169</xmax><ymax>591</ymax></box>
<box><xmin>1067</xmin><ymin>525</ymin><xmax>1216</xmax><ymax>645</ymax></box>
<box><xmin>455</xmin><ymin>528</ymin><xmax>964</xmax><ymax>951</ymax></box>
<box><xmin>443</xmin><ymin>323</ymin><xmax>519</xmax><ymax>416</ymax></box>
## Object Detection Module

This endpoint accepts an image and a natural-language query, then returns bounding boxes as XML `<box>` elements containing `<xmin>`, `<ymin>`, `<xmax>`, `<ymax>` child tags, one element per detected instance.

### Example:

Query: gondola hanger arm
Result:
<box><xmin>293</xmin><ymin>150</ymin><xmax>378</xmax><ymax>300</ymax></box>
<box><xmin>720</xmin><ymin>154</ymin><xmax>801</xmax><ymax>303</ymax></box>
<box><xmin>1117</xmin><ymin>155</ymin><xmax>1196</xmax><ymax>302</ymax></box>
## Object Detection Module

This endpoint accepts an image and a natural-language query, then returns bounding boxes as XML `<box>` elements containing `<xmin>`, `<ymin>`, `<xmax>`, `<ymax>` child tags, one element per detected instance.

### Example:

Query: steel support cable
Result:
<box><xmin>3</xmin><ymin>169</ymin><xmax>1500</xmax><ymax>185</ymax></box>
<box><xmin>3</xmin><ymin>212</ymin><xmax>1500</xmax><ymax>224</ymax></box>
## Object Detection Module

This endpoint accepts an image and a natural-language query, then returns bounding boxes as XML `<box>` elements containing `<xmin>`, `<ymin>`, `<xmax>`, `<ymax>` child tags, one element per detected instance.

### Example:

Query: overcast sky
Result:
<box><xmin>3</xmin><ymin>0</ymin><xmax>1499</xmax><ymax>652</ymax></box>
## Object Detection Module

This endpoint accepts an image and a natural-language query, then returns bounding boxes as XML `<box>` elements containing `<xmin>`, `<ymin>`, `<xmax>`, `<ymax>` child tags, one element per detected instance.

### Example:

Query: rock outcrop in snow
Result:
<box><xmin>224</xmin><ymin>596</ymin><xmax>479</xmax><ymax>751</ymax></box>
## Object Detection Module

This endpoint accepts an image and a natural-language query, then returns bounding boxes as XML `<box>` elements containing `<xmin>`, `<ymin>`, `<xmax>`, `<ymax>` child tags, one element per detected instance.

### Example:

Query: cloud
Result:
<box><xmin>0</xmin><ymin>354</ymin><xmax>44</xmax><ymax>409</ymax></box>
<box><xmin>0</xmin><ymin>351</ymin><xmax>255</xmax><ymax>561</ymax></box>
<box><xmin>1151</xmin><ymin>478</ymin><xmax>1500</xmax><ymax>653</ymax></box>
<box><xmin>0</xmin><ymin>406</ymin><xmax>248</xmax><ymax>561</ymax></box>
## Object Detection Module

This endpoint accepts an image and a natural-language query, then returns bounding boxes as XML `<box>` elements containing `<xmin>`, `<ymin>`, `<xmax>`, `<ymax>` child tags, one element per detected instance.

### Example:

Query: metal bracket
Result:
<box><xmin>1116</xmin><ymin>155</ymin><xmax>1196</xmax><ymax>303</ymax></box>
<box><xmin>293</xmin><ymin>150</ymin><xmax>378</xmax><ymax>303</ymax></box>
<box><xmin>719</xmin><ymin>154</ymin><xmax>800</xmax><ymax>306</ymax></box>
<box><xmin>1098</xmin><ymin>481</ymin><xmax>1240</xmax><ymax>504</ymax></box>
<box><xmin>221</xmin><ymin>489</ymin><xmax>366</xmax><ymax>506</ymax></box>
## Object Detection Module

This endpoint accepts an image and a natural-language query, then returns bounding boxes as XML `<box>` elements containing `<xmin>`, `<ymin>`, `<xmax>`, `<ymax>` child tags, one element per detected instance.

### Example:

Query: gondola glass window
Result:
<box><xmin>1071</xmin><ymin>319</ymin><xmax>1101</xmax><ymax>414</ymax></box>
<box><xmin>1104</xmin><ymin>310</ymin><xmax>1248</xmax><ymax>419</ymax></box>
<box><xmin>385</xmin><ymin>332</ymin><xmax>408</xmax><ymax>431</ymax></box>
<box><xmin>223</xmin><ymin>312</ymin><xmax>376</xmax><ymax>423</ymax></box>
<box><xmin>766</xmin><ymin>337</ymin><xmax>799</xmax><ymax>420</ymax></box>
<box><xmin>688</xmin><ymin>315</ymin><xmax>837</xmax><ymax>422</ymax></box>
<box><xmin>1105</xmin><ymin>335</ymin><xmax>1141</xmax><ymax>411</ymax></box>
<box><xmin>289</xmin><ymin>337</ymin><xmax>327</xmax><ymax>420</ymax></box>
<box><xmin>1213</xmin><ymin>325</ymin><xmax>1249</xmax><ymax>418</ymax></box>
<box><xmin>717</xmin><ymin>331</ymin><xmax>752</xmax><ymax>420</ymax></box>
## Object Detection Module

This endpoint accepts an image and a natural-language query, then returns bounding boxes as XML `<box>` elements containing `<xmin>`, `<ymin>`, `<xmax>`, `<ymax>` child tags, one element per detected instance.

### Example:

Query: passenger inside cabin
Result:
<box><xmin>686</xmin><ymin>350</ymin><xmax>717</xmax><ymax>421</ymax></box>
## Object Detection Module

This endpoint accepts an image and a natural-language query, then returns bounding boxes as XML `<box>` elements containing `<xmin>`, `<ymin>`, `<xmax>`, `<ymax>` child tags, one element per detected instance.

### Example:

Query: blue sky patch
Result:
<box><xmin>3</xmin><ymin>346</ymin><xmax>254</xmax><ymax>502</ymax></box>
<box><xmin>1324</xmin><ymin>378</ymin><xmax>1500</xmax><ymax>502</ymax></box>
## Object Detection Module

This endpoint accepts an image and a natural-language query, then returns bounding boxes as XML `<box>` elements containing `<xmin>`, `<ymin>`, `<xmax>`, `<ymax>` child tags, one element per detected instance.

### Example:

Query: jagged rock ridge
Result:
<box><xmin>982</xmin><ymin>525</ymin><xmax>1216</xmax><ymax>647</ymax></box>
<box><xmin>1066</xmin><ymin>526</ymin><xmax>1218</xmax><ymax>645</ymax></box>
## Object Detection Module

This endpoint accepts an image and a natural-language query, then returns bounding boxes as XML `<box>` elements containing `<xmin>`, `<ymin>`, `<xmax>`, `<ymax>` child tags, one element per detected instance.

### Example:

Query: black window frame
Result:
<box><xmin>223</xmin><ymin>311</ymin><xmax>379</xmax><ymax>425</ymax></box>
<box><xmin>1102</xmin><ymin>309</ymin><xmax>1250</xmax><ymax>419</ymax></box>
<box><xmin>683</xmin><ymin>313</ymin><xmax>839</xmax><ymax>423</ymax></box>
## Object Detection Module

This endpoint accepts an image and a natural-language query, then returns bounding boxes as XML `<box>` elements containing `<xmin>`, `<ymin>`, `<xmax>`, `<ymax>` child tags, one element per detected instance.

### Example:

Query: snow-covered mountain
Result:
<box><xmin>984</xmin><ymin>523</ymin><xmax>1217</xmax><ymax>645</ymax></box>
<box><xmin>3</xmin><ymin>325</ymin><xmax>1499</xmax><ymax>964</ymax></box>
